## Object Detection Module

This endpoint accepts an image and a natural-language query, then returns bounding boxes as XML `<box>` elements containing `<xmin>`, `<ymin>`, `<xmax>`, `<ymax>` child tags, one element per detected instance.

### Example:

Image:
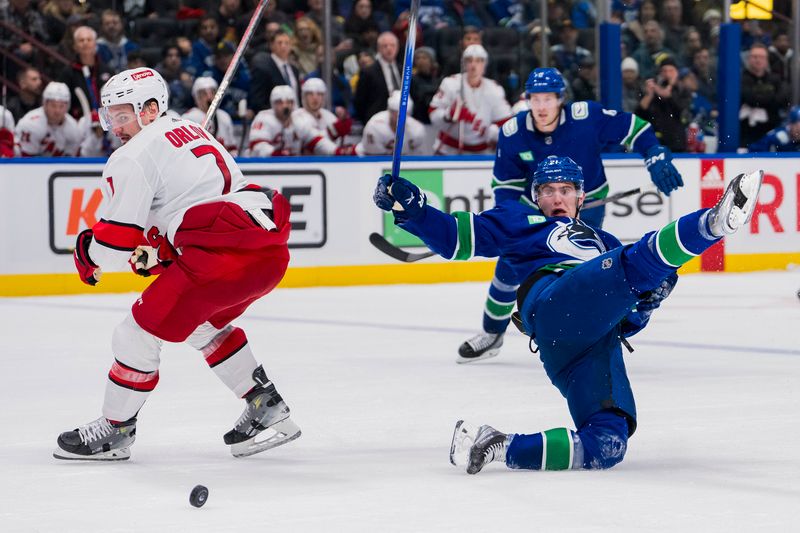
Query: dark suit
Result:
<box><xmin>248</xmin><ymin>52</ymin><xmax>302</xmax><ymax>113</ymax></box>
<box><xmin>354</xmin><ymin>60</ymin><xmax>397</xmax><ymax>124</ymax></box>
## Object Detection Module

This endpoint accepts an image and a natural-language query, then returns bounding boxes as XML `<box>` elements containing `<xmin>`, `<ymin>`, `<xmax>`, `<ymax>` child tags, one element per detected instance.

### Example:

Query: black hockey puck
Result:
<box><xmin>189</xmin><ymin>485</ymin><xmax>208</xmax><ymax>508</ymax></box>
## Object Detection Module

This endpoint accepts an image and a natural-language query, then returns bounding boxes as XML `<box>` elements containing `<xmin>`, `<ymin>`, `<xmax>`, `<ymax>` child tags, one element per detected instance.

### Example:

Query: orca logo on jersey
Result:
<box><xmin>131</xmin><ymin>70</ymin><xmax>154</xmax><ymax>81</ymax></box>
<box><xmin>546</xmin><ymin>219</ymin><xmax>606</xmax><ymax>261</ymax></box>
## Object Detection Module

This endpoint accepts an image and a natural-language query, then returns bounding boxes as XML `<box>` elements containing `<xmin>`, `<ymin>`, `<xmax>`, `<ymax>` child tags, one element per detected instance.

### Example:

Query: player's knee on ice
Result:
<box><xmin>577</xmin><ymin>410</ymin><xmax>630</xmax><ymax>470</ymax></box>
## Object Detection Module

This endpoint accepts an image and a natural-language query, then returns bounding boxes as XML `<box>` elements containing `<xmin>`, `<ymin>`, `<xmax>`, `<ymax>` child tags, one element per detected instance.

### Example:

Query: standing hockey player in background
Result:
<box><xmin>428</xmin><ymin>44</ymin><xmax>512</xmax><ymax>155</ymax></box>
<box><xmin>374</xmin><ymin>156</ymin><xmax>763</xmax><ymax>474</ymax></box>
<box><xmin>458</xmin><ymin>67</ymin><xmax>684</xmax><ymax>364</ymax></box>
<box><xmin>294</xmin><ymin>78</ymin><xmax>353</xmax><ymax>144</ymax></box>
<box><xmin>55</xmin><ymin>67</ymin><xmax>301</xmax><ymax>461</ymax></box>
<box><xmin>356</xmin><ymin>90</ymin><xmax>426</xmax><ymax>156</ymax></box>
<box><xmin>14</xmin><ymin>82</ymin><xmax>104</xmax><ymax>157</ymax></box>
<box><xmin>0</xmin><ymin>105</ymin><xmax>14</xmax><ymax>157</ymax></box>
<box><xmin>182</xmin><ymin>77</ymin><xmax>239</xmax><ymax>156</ymax></box>
<box><xmin>248</xmin><ymin>85</ymin><xmax>356</xmax><ymax>156</ymax></box>
<box><xmin>748</xmin><ymin>105</ymin><xmax>800</xmax><ymax>152</ymax></box>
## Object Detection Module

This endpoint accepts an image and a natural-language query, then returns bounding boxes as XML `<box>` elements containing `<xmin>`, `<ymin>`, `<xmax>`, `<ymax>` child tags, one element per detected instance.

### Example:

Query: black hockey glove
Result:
<box><xmin>73</xmin><ymin>229</ymin><xmax>102</xmax><ymax>285</ymax></box>
<box><xmin>373</xmin><ymin>174</ymin><xmax>427</xmax><ymax>221</ymax></box>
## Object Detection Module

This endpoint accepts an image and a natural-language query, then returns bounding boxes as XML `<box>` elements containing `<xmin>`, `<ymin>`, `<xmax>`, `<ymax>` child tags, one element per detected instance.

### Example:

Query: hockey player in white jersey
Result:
<box><xmin>429</xmin><ymin>44</ymin><xmax>512</xmax><ymax>155</ymax></box>
<box><xmin>248</xmin><ymin>85</ymin><xmax>357</xmax><ymax>156</ymax></box>
<box><xmin>182</xmin><ymin>76</ymin><xmax>239</xmax><ymax>156</ymax></box>
<box><xmin>0</xmin><ymin>105</ymin><xmax>14</xmax><ymax>157</ymax></box>
<box><xmin>55</xmin><ymin>67</ymin><xmax>301</xmax><ymax>461</ymax></box>
<box><xmin>294</xmin><ymin>78</ymin><xmax>353</xmax><ymax>143</ymax></box>
<box><xmin>14</xmin><ymin>82</ymin><xmax>103</xmax><ymax>157</ymax></box>
<box><xmin>356</xmin><ymin>90</ymin><xmax>426</xmax><ymax>155</ymax></box>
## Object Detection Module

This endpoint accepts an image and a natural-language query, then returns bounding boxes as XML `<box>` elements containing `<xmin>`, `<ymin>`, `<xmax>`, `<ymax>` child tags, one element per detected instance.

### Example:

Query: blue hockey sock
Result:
<box><xmin>482</xmin><ymin>276</ymin><xmax>519</xmax><ymax>334</ymax></box>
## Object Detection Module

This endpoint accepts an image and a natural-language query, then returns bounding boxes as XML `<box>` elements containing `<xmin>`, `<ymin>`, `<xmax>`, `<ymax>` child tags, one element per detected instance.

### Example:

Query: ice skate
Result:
<box><xmin>53</xmin><ymin>416</ymin><xmax>136</xmax><ymax>461</ymax></box>
<box><xmin>450</xmin><ymin>420</ymin><xmax>508</xmax><ymax>474</ymax></box>
<box><xmin>705</xmin><ymin>170</ymin><xmax>764</xmax><ymax>236</ymax></box>
<box><xmin>457</xmin><ymin>332</ymin><xmax>504</xmax><ymax>364</ymax></box>
<box><xmin>224</xmin><ymin>366</ymin><xmax>301</xmax><ymax>457</ymax></box>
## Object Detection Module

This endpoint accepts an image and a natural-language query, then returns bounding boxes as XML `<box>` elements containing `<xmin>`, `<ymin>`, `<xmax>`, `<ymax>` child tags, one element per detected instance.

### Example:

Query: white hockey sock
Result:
<box><xmin>189</xmin><ymin>325</ymin><xmax>259</xmax><ymax>398</ymax></box>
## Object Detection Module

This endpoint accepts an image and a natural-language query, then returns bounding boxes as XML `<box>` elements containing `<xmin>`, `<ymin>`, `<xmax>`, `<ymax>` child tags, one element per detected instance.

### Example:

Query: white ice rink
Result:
<box><xmin>1</xmin><ymin>271</ymin><xmax>799</xmax><ymax>532</ymax></box>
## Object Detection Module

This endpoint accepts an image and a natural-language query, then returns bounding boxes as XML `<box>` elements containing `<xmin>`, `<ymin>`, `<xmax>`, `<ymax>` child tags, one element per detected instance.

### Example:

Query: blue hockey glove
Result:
<box><xmin>373</xmin><ymin>174</ymin><xmax>427</xmax><ymax>220</ymax></box>
<box><xmin>636</xmin><ymin>272</ymin><xmax>678</xmax><ymax>318</ymax></box>
<box><xmin>644</xmin><ymin>145</ymin><xmax>683</xmax><ymax>196</ymax></box>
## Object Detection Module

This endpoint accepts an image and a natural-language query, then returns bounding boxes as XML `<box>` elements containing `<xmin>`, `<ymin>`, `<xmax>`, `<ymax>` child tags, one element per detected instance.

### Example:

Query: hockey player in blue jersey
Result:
<box><xmin>373</xmin><ymin>155</ymin><xmax>763</xmax><ymax>473</ymax></box>
<box><xmin>748</xmin><ymin>106</ymin><xmax>800</xmax><ymax>152</ymax></box>
<box><xmin>459</xmin><ymin>67</ymin><xmax>685</xmax><ymax>365</ymax></box>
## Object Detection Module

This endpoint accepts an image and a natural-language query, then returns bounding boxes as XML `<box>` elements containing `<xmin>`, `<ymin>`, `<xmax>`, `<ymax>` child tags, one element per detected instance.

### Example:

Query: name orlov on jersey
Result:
<box><xmin>546</xmin><ymin>219</ymin><xmax>607</xmax><ymax>261</ymax></box>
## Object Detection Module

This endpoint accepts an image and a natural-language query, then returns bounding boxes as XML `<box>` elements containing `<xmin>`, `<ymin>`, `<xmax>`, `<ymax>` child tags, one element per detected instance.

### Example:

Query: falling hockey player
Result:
<box><xmin>373</xmin><ymin>155</ymin><xmax>763</xmax><ymax>474</ymax></box>
<box><xmin>55</xmin><ymin>67</ymin><xmax>301</xmax><ymax>461</ymax></box>
<box><xmin>458</xmin><ymin>67</ymin><xmax>685</xmax><ymax>364</ymax></box>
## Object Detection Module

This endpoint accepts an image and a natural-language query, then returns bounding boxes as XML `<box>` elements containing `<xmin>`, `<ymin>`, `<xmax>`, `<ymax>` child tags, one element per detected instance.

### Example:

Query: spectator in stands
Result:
<box><xmin>680</xmin><ymin>27</ymin><xmax>702</xmax><ymax>68</ymax></box>
<box><xmin>410</xmin><ymin>46</ymin><xmax>440</xmax><ymax>125</ymax></box>
<box><xmin>680</xmin><ymin>68</ymin><xmax>715</xmax><ymax>140</ymax></box>
<box><xmin>157</xmin><ymin>43</ymin><xmax>194</xmax><ymax>113</ymax></box>
<box><xmin>632</xmin><ymin>20</ymin><xmax>676</xmax><ymax>80</ymax></box>
<box><xmin>294</xmin><ymin>78</ymin><xmax>353</xmax><ymax>143</ymax></box>
<box><xmin>345</xmin><ymin>0</ymin><xmax>388</xmax><ymax>47</ymax></box>
<box><xmin>306</xmin><ymin>45</ymin><xmax>354</xmax><ymax>111</ymax></box>
<box><xmin>1</xmin><ymin>0</ymin><xmax>49</xmax><ymax>79</ymax></box>
<box><xmin>60</xmin><ymin>26</ymin><xmax>114</xmax><ymax>119</ymax></box>
<box><xmin>0</xmin><ymin>106</ymin><xmax>14</xmax><ymax>158</ymax></box>
<box><xmin>42</xmin><ymin>0</ymin><xmax>91</xmax><ymax>46</ymax></box>
<box><xmin>691</xmin><ymin>47</ymin><xmax>716</xmax><ymax>106</ymax></box>
<box><xmin>202</xmin><ymin>41</ymin><xmax>251</xmax><ymax>118</ymax></box>
<box><xmin>700</xmin><ymin>9</ymin><xmax>721</xmax><ymax>46</ymax></box>
<box><xmin>96</xmin><ymin>10</ymin><xmax>140</xmax><ymax>73</ymax></box>
<box><xmin>571</xmin><ymin>0</ymin><xmax>597</xmax><ymax>29</ymax></box>
<box><xmin>487</xmin><ymin>0</ymin><xmax>535</xmax><ymax>31</ymax></box>
<box><xmin>182</xmin><ymin>77</ymin><xmax>239</xmax><ymax>155</ymax></box>
<box><xmin>214</xmin><ymin>0</ymin><xmax>247</xmax><ymax>46</ymax></box>
<box><xmin>621</xmin><ymin>57</ymin><xmax>643</xmax><ymax>113</ymax></box>
<box><xmin>740</xmin><ymin>20</ymin><xmax>770</xmax><ymax>52</ymax></box>
<box><xmin>126</xmin><ymin>50</ymin><xmax>147</xmax><ymax>69</ymax></box>
<box><xmin>621</xmin><ymin>0</ymin><xmax>656</xmax><ymax>58</ymax></box>
<box><xmin>292</xmin><ymin>17</ymin><xmax>323</xmax><ymax>78</ymax></box>
<box><xmin>354</xmin><ymin>31</ymin><xmax>400</xmax><ymax>124</ymax></box>
<box><xmin>637</xmin><ymin>57</ymin><xmax>690</xmax><ymax>152</ymax></box>
<box><xmin>14</xmin><ymin>81</ymin><xmax>102</xmax><ymax>157</ymax></box>
<box><xmin>249</xmin><ymin>29</ymin><xmax>302</xmax><ymax>114</ymax></box>
<box><xmin>441</xmin><ymin>26</ymin><xmax>482</xmax><ymax>77</ymax></box>
<box><xmin>305</xmin><ymin>0</ymin><xmax>350</xmax><ymax>56</ymax></box>
<box><xmin>748</xmin><ymin>106</ymin><xmax>800</xmax><ymax>153</ymax></box>
<box><xmin>660</xmin><ymin>0</ymin><xmax>687</xmax><ymax>60</ymax></box>
<box><xmin>391</xmin><ymin>9</ymin><xmax>424</xmax><ymax>51</ymax></box>
<box><xmin>356</xmin><ymin>90</ymin><xmax>426</xmax><ymax>155</ymax></box>
<box><xmin>428</xmin><ymin>44</ymin><xmax>511</xmax><ymax>155</ymax></box>
<box><xmin>6</xmin><ymin>67</ymin><xmax>43</xmax><ymax>122</ymax></box>
<box><xmin>571</xmin><ymin>56</ymin><xmax>597</xmax><ymax>101</ymax></box>
<box><xmin>346</xmin><ymin>50</ymin><xmax>375</xmax><ymax>94</ymax></box>
<box><xmin>188</xmin><ymin>16</ymin><xmax>220</xmax><ymax>77</ymax></box>
<box><xmin>769</xmin><ymin>33</ymin><xmax>792</xmax><ymax>84</ymax></box>
<box><xmin>739</xmin><ymin>43</ymin><xmax>790</xmax><ymax>148</ymax></box>
<box><xmin>550</xmin><ymin>20</ymin><xmax>592</xmax><ymax>82</ymax></box>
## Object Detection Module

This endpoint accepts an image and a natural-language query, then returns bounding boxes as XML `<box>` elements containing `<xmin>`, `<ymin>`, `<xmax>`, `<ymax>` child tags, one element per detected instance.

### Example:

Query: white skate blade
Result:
<box><xmin>450</xmin><ymin>420</ymin><xmax>478</xmax><ymax>468</ymax></box>
<box><xmin>456</xmin><ymin>348</ymin><xmax>501</xmax><ymax>364</ymax></box>
<box><xmin>727</xmin><ymin>170</ymin><xmax>764</xmax><ymax>230</ymax></box>
<box><xmin>230</xmin><ymin>418</ymin><xmax>301</xmax><ymax>458</ymax></box>
<box><xmin>53</xmin><ymin>447</ymin><xmax>130</xmax><ymax>461</ymax></box>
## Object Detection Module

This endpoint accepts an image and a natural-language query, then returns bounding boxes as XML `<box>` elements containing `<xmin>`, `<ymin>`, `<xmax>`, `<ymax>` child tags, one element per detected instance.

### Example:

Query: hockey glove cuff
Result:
<box><xmin>636</xmin><ymin>272</ymin><xmax>678</xmax><ymax>317</ymax></box>
<box><xmin>73</xmin><ymin>229</ymin><xmax>102</xmax><ymax>286</ymax></box>
<box><xmin>644</xmin><ymin>145</ymin><xmax>683</xmax><ymax>196</ymax></box>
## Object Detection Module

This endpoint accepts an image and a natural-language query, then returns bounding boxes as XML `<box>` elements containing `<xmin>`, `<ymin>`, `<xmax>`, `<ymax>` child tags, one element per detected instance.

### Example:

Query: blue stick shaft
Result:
<box><xmin>390</xmin><ymin>0</ymin><xmax>421</xmax><ymax>181</ymax></box>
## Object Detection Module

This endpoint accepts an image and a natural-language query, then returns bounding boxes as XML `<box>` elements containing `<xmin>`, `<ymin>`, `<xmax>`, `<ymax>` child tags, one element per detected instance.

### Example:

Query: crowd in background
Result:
<box><xmin>0</xmin><ymin>0</ymin><xmax>796</xmax><ymax>157</ymax></box>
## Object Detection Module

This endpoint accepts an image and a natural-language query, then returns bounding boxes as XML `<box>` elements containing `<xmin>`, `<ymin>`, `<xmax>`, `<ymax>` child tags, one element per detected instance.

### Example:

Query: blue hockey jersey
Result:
<box><xmin>748</xmin><ymin>126</ymin><xmax>800</xmax><ymax>152</ymax></box>
<box><xmin>399</xmin><ymin>199</ymin><xmax>622</xmax><ymax>283</ymax></box>
<box><xmin>492</xmin><ymin>101</ymin><xmax>660</xmax><ymax>205</ymax></box>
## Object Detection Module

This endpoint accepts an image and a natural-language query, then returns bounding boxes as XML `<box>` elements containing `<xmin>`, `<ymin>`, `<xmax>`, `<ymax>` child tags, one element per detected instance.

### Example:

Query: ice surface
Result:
<box><xmin>1</xmin><ymin>272</ymin><xmax>798</xmax><ymax>532</ymax></box>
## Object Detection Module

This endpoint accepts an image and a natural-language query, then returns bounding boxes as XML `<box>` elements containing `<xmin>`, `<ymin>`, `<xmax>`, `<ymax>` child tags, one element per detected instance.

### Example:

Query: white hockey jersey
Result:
<box><xmin>14</xmin><ymin>107</ymin><xmax>103</xmax><ymax>157</ymax></box>
<box><xmin>293</xmin><ymin>107</ymin><xmax>339</xmax><ymax>142</ymax></box>
<box><xmin>248</xmin><ymin>109</ymin><xmax>337</xmax><ymax>156</ymax></box>
<box><xmin>356</xmin><ymin>111</ymin><xmax>426</xmax><ymax>156</ymax></box>
<box><xmin>181</xmin><ymin>107</ymin><xmax>239</xmax><ymax>156</ymax></box>
<box><xmin>428</xmin><ymin>75</ymin><xmax>511</xmax><ymax>154</ymax></box>
<box><xmin>88</xmin><ymin>115</ymin><xmax>271</xmax><ymax>271</ymax></box>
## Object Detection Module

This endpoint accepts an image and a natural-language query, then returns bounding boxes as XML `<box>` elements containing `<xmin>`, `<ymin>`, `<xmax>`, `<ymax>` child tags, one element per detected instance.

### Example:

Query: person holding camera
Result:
<box><xmin>636</xmin><ymin>57</ymin><xmax>690</xmax><ymax>152</ymax></box>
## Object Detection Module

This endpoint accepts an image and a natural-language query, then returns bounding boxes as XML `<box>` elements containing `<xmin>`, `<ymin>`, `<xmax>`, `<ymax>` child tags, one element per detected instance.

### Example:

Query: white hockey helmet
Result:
<box><xmin>462</xmin><ymin>44</ymin><xmax>488</xmax><ymax>62</ymax></box>
<box><xmin>301</xmin><ymin>78</ymin><xmax>327</xmax><ymax>94</ymax></box>
<box><xmin>270</xmin><ymin>85</ymin><xmax>297</xmax><ymax>105</ymax></box>
<box><xmin>42</xmin><ymin>82</ymin><xmax>71</xmax><ymax>103</ymax></box>
<box><xmin>387</xmin><ymin>90</ymin><xmax>413</xmax><ymax>114</ymax></box>
<box><xmin>192</xmin><ymin>76</ymin><xmax>218</xmax><ymax>100</ymax></box>
<box><xmin>99</xmin><ymin>67</ymin><xmax>170</xmax><ymax>130</ymax></box>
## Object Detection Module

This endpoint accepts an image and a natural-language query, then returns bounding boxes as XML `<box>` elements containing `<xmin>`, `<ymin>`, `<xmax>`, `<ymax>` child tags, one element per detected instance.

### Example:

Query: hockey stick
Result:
<box><xmin>369</xmin><ymin>232</ymin><xmax>436</xmax><ymax>262</ymax></box>
<box><xmin>389</xmin><ymin>0</ymin><xmax>421</xmax><ymax>180</ymax></box>
<box><xmin>203</xmin><ymin>0</ymin><xmax>270</xmax><ymax>130</ymax></box>
<box><xmin>582</xmin><ymin>184</ymin><xmax>658</xmax><ymax>210</ymax></box>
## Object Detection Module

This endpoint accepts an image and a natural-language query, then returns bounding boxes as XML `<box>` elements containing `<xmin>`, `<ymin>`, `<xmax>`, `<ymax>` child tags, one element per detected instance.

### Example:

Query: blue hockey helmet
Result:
<box><xmin>531</xmin><ymin>155</ymin><xmax>584</xmax><ymax>197</ymax></box>
<box><xmin>524</xmin><ymin>67</ymin><xmax>566</xmax><ymax>97</ymax></box>
<box><xmin>789</xmin><ymin>105</ymin><xmax>800</xmax><ymax>124</ymax></box>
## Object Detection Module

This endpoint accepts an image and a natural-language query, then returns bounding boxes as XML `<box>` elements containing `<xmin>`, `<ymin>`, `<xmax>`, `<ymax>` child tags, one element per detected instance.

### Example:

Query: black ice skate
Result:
<box><xmin>224</xmin><ymin>366</ymin><xmax>301</xmax><ymax>457</ymax></box>
<box><xmin>704</xmin><ymin>170</ymin><xmax>764</xmax><ymax>237</ymax></box>
<box><xmin>53</xmin><ymin>416</ymin><xmax>136</xmax><ymax>461</ymax></box>
<box><xmin>457</xmin><ymin>332</ymin><xmax>504</xmax><ymax>364</ymax></box>
<box><xmin>450</xmin><ymin>420</ymin><xmax>508</xmax><ymax>474</ymax></box>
